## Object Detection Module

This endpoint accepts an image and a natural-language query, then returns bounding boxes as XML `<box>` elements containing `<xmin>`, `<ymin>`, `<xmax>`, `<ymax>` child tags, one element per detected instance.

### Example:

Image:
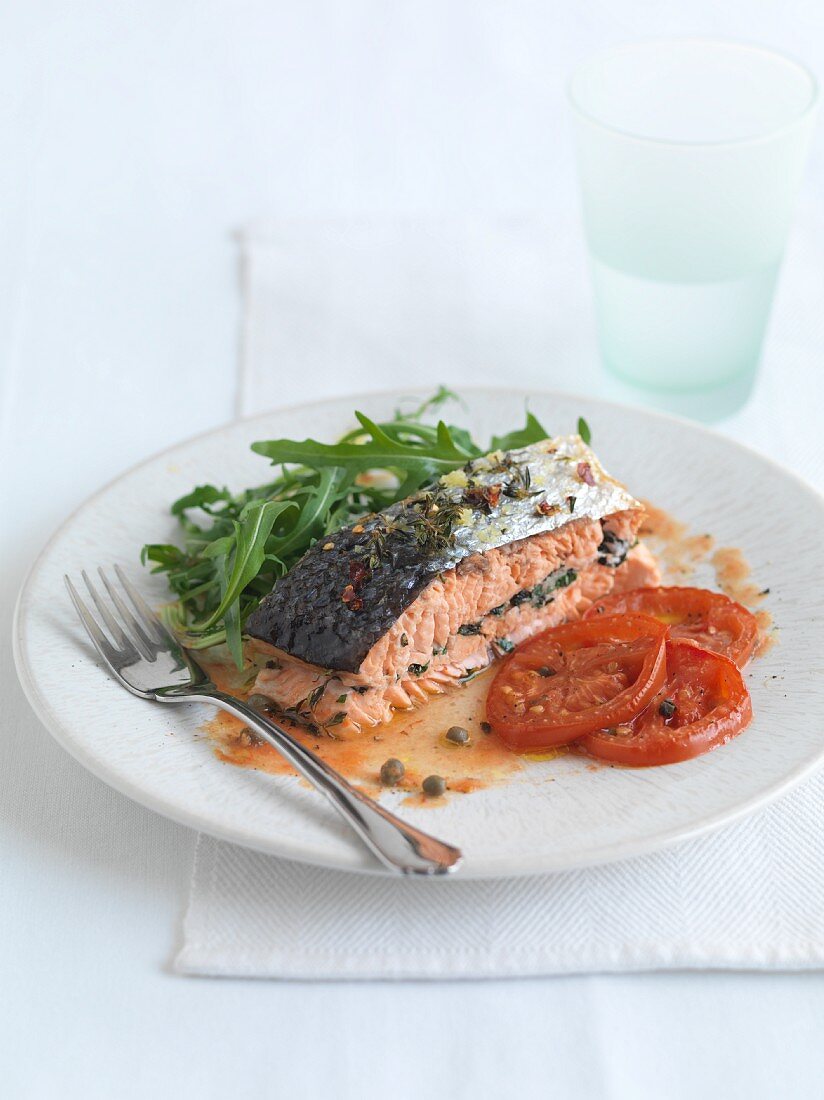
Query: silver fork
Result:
<box><xmin>65</xmin><ymin>566</ymin><xmax>462</xmax><ymax>876</ymax></box>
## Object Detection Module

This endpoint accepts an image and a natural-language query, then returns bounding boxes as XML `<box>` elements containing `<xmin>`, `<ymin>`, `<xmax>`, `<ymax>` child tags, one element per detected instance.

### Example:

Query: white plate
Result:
<box><xmin>13</xmin><ymin>389</ymin><xmax>824</xmax><ymax>878</ymax></box>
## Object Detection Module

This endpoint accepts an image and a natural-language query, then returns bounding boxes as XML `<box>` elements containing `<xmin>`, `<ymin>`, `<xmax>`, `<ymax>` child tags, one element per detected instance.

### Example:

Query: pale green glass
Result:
<box><xmin>570</xmin><ymin>40</ymin><xmax>818</xmax><ymax>417</ymax></box>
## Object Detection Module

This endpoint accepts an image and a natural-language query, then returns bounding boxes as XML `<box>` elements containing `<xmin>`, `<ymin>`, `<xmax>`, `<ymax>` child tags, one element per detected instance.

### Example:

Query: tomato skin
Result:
<box><xmin>580</xmin><ymin>638</ymin><xmax>752</xmax><ymax>767</ymax></box>
<box><xmin>584</xmin><ymin>586</ymin><xmax>758</xmax><ymax>668</ymax></box>
<box><xmin>486</xmin><ymin>613</ymin><xmax>668</xmax><ymax>752</ymax></box>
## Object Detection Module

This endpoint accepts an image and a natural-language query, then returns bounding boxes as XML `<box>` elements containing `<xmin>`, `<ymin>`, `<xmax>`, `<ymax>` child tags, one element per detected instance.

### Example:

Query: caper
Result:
<box><xmin>380</xmin><ymin>758</ymin><xmax>405</xmax><ymax>786</ymax></box>
<box><xmin>422</xmin><ymin>774</ymin><xmax>446</xmax><ymax>797</ymax></box>
<box><xmin>247</xmin><ymin>693</ymin><xmax>277</xmax><ymax>714</ymax></box>
<box><xmin>445</xmin><ymin>725</ymin><xmax>470</xmax><ymax>745</ymax></box>
<box><xmin>537</xmin><ymin>666</ymin><xmax>556</xmax><ymax>677</ymax></box>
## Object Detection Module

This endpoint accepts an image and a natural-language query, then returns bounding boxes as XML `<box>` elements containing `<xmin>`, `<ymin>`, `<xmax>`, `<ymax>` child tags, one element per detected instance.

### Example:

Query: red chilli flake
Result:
<box><xmin>342</xmin><ymin>557</ymin><xmax>370</xmax><ymax>612</ymax></box>
<box><xmin>348</xmin><ymin>560</ymin><xmax>370</xmax><ymax>588</ymax></box>
<box><xmin>576</xmin><ymin>462</ymin><xmax>595</xmax><ymax>486</ymax></box>
<box><xmin>464</xmin><ymin>483</ymin><xmax>502</xmax><ymax>512</ymax></box>
<box><xmin>536</xmin><ymin>499</ymin><xmax>557</xmax><ymax>516</ymax></box>
<box><xmin>341</xmin><ymin>584</ymin><xmax>364</xmax><ymax>612</ymax></box>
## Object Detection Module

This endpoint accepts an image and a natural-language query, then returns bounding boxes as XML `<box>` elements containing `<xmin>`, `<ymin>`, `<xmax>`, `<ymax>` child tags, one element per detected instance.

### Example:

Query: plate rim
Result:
<box><xmin>13</xmin><ymin>385</ymin><xmax>824</xmax><ymax>878</ymax></box>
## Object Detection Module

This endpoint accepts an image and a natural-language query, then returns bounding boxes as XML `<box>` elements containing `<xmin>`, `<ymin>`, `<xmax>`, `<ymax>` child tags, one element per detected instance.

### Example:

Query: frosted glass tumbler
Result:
<box><xmin>569</xmin><ymin>40</ymin><xmax>818</xmax><ymax>411</ymax></box>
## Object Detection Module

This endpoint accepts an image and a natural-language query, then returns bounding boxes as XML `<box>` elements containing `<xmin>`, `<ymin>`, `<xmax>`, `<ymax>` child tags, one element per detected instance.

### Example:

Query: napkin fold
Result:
<box><xmin>178</xmin><ymin>210</ymin><xmax>824</xmax><ymax>979</ymax></box>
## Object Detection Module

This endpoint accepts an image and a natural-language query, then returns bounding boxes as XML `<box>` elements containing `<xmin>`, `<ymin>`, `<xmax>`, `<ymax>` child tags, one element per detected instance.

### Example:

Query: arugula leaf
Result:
<box><xmin>171</xmin><ymin>484</ymin><xmax>232</xmax><ymax>517</ymax></box>
<box><xmin>251</xmin><ymin>411</ymin><xmax>474</xmax><ymax>495</ymax></box>
<box><xmin>395</xmin><ymin>385</ymin><xmax>463</xmax><ymax>421</ymax></box>
<box><xmin>442</xmin><ymin>424</ymin><xmax>481</xmax><ymax>457</ymax></box>
<box><xmin>352</xmin><ymin>417</ymin><xmax>483</xmax><ymax>463</ymax></box>
<box><xmin>577</xmin><ymin>416</ymin><xmax>592</xmax><ymax>445</ymax></box>
<box><xmin>141</xmin><ymin>543</ymin><xmax>187</xmax><ymax>570</ymax></box>
<box><xmin>201</xmin><ymin>535</ymin><xmax>235</xmax><ymax>560</ymax></box>
<box><xmin>490</xmin><ymin>411</ymin><xmax>549</xmax><ymax>451</ymax></box>
<box><xmin>195</xmin><ymin>499</ymin><xmax>296</xmax><ymax>631</ymax></box>
<box><xmin>269</xmin><ymin>467</ymin><xmax>346</xmax><ymax>559</ymax></box>
<box><xmin>213</xmin><ymin>553</ymin><xmax>243</xmax><ymax>666</ymax></box>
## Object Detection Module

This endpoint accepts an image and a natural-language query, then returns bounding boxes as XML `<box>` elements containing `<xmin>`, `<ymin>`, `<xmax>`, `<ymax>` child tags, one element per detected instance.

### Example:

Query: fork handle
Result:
<box><xmin>188</xmin><ymin>690</ymin><xmax>463</xmax><ymax>876</ymax></box>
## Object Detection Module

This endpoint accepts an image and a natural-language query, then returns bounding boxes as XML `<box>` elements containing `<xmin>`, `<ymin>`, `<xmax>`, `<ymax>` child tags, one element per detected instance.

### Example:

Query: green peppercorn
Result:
<box><xmin>658</xmin><ymin>698</ymin><xmax>677</xmax><ymax>719</ymax></box>
<box><xmin>422</xmin><ymin>774</ymin><xmax>446</xmax><ymax>797</ymax></box>
<box><xmin>247</xmin><ymin>693</ymin><xmax>276</xmax><ymax>714</ymax></box>
<box><xmin>379</xmin><ymin>758</ymin><xmax>405</xmax><ymax>787</ymax></box>
<box><xmin>480</xmin><ymin>721</ymin><xmax>492</xmax><ymax>734</ymax></box>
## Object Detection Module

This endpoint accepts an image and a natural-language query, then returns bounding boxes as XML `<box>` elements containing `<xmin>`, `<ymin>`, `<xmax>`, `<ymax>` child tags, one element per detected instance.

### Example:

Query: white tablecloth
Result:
<box><xmin>3</xmin><ymin>2</ymin><xmax>824</xmax><ymax>1097</ymax></box>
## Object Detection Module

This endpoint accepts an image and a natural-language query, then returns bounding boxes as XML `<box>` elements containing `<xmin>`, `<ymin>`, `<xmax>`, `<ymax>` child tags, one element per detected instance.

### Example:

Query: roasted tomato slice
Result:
<box><xmin>580</xmin><ymin>638</ymin><xmax>752</xmax><ymax>767</ymax></box>
<box><xmin>584</xmin><ymin>585</ymin><xmax>758</xmax><ymax>668</ymax></box>
<box><xmin>485</xmin><ymin>614</ymin><xmax>668</xmax><ymax>752</ymax></box>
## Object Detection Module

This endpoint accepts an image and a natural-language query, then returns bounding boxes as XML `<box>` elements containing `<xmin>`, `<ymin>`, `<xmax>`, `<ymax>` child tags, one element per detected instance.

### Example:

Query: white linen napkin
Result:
<box><xmin>177</xmin><ymin>209</ymin><xmax>824</xmax><ymax>979</ymax></box>
<box><xmin>179</xmin><ymin>768</ymin><xmax>824</xmax><ymax>979</ymax></box>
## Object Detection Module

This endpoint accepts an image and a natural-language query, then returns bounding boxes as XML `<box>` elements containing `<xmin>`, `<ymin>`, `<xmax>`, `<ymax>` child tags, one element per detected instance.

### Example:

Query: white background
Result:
<box><xmin>3</xmin><ymin>2</ymin><xmax>824</xmax><ymax>1097</ymax></box>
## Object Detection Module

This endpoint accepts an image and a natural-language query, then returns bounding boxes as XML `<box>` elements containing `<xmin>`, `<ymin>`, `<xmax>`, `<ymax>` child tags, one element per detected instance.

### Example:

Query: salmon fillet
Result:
<box><xmin>245</xmin><ymin>436</ymin><xmax>660</xmax><ymax>735</ymax></box>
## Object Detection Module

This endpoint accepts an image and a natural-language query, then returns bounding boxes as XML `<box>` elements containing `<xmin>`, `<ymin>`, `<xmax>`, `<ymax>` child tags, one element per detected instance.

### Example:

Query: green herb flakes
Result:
<box><xmin>458</xmin><ymin>623</ymin><xmax>482</xmax><ymax>636</ymax></box>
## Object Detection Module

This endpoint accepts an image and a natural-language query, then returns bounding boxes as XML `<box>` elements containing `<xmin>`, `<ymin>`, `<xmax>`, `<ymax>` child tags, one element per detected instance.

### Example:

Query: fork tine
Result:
<box><xmin>64</xmin><ymin>575</ymin><xmax>121</xmax><ymax>668</ymax></box>
<box><xmin>97</xmin><ymin>567</ymin><xmax>156</xmax><ymax>660</ymax></box>
<box><xmin>114</xmin><ymin>564</ymin><xmax>169</xmax><ymax>645</ymax></box>
<box><xmin>82</xmin><ymin>569</ymin><xmax>135</xmax><ymax>653</ymax></box>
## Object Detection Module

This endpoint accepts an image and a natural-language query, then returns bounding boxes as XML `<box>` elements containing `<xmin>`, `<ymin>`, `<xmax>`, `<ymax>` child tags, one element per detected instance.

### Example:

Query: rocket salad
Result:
<box><xmin>141</xmin><ymin>388</ymin><xmax>554</xmax><ymax>666</ymax></box>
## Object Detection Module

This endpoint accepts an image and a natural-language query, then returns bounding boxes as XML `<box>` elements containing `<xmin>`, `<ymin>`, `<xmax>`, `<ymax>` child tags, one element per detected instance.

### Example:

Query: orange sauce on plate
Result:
<box><xmin>199</xmin><ymin>499</ymin><xmax>776</xmax><ymax>790</ymax></box>
<box><xmin>203</xmin><ymin>664</ymin><xmax>522</xmax><ymax>805</ymax></box>
<box><xmin>641</xmin><ymin>501</ymin><xmax>775</xmax><ymax>656</ymax></box>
